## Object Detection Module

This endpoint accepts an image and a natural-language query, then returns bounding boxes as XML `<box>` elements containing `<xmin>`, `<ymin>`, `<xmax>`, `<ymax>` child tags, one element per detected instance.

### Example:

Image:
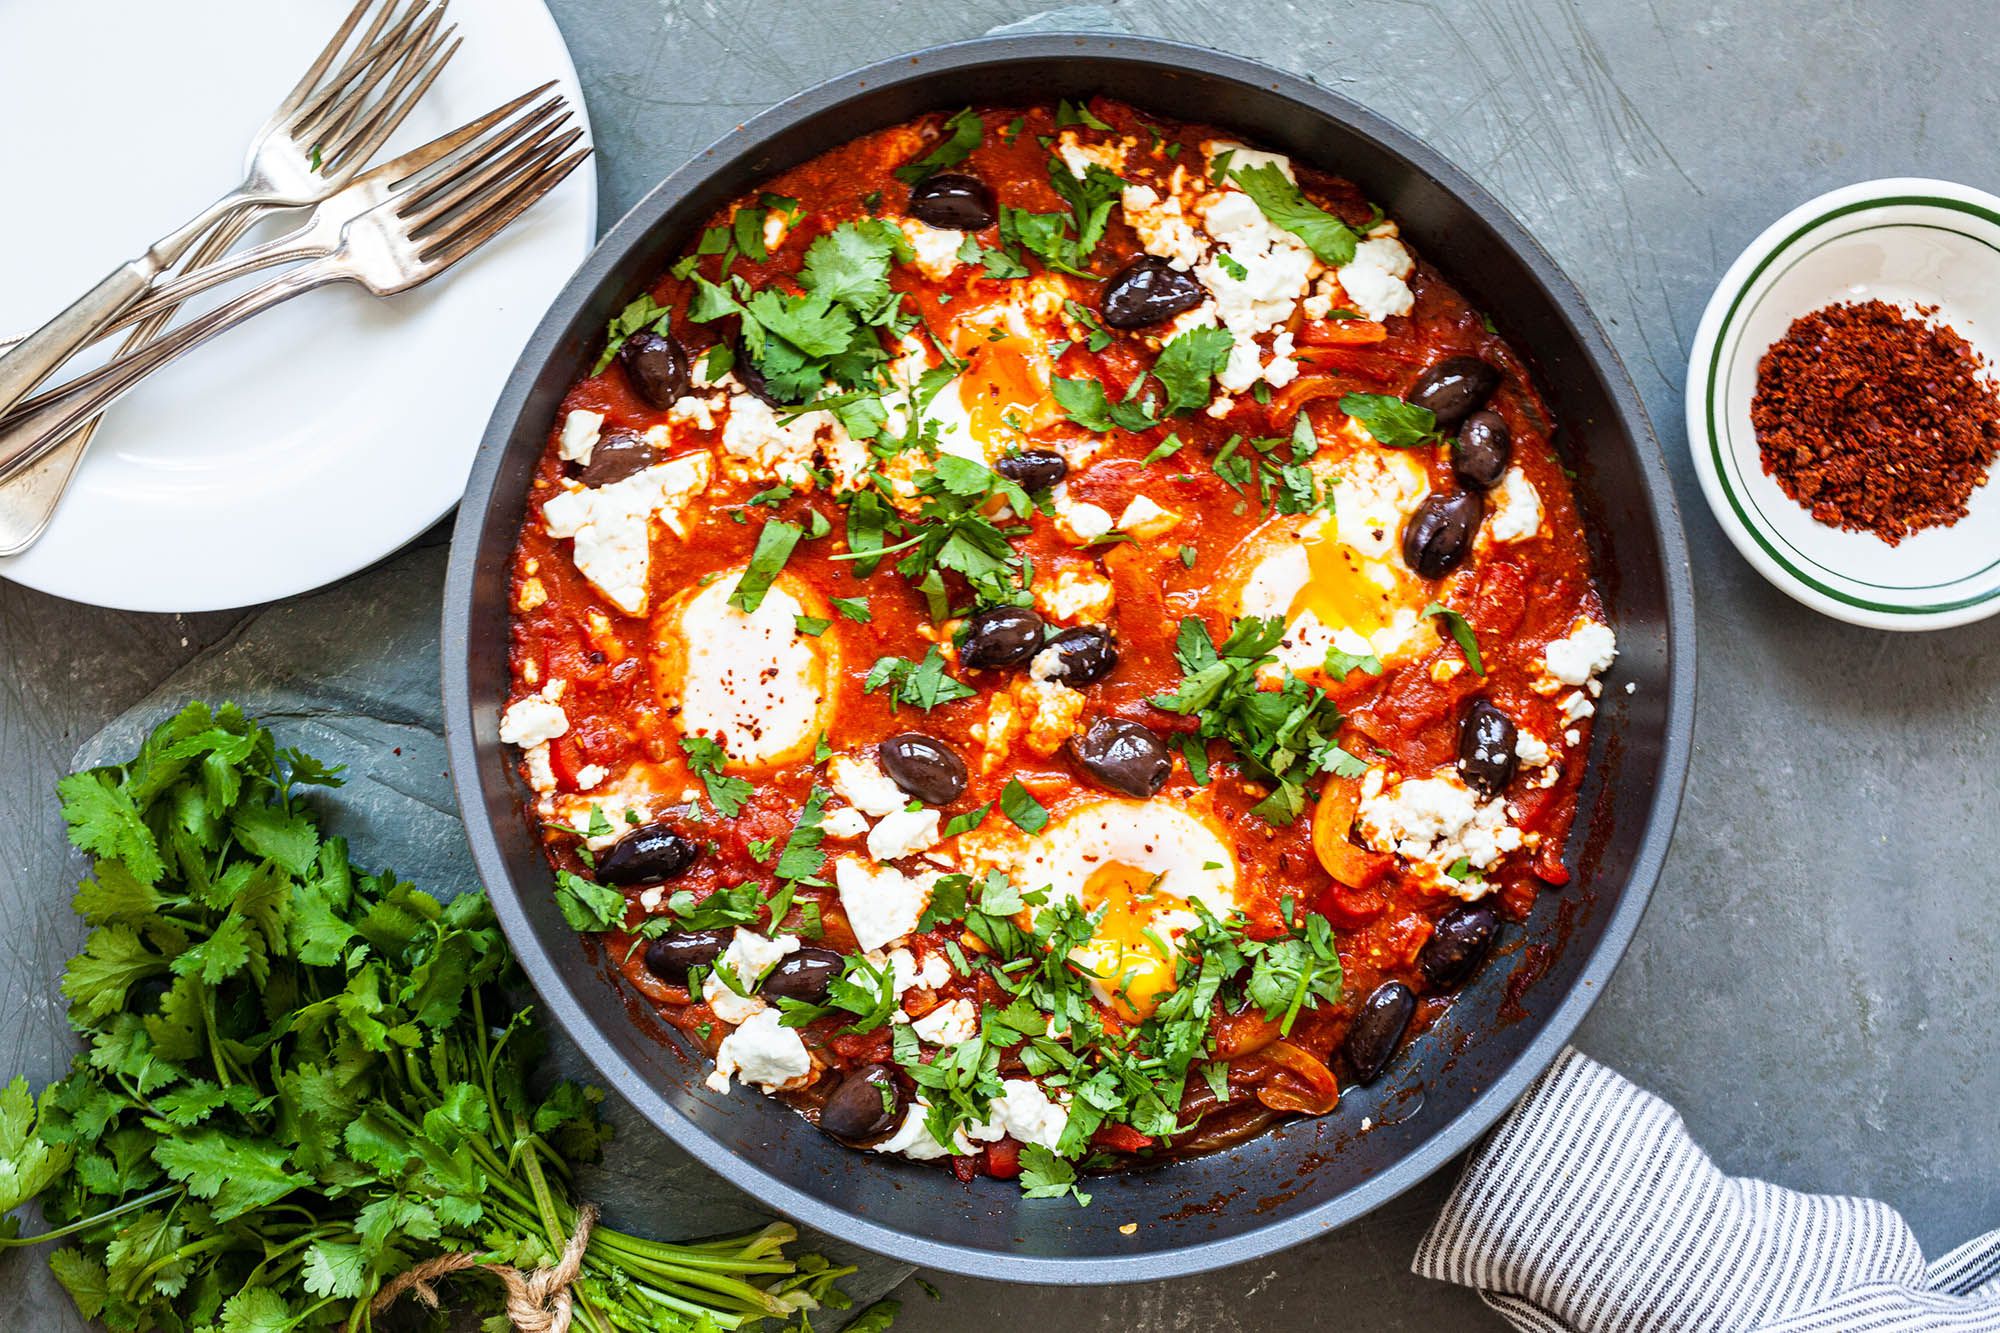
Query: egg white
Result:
<box><xmin>654</xmin><ymin>566</ymin><xmax>834</xmax><ymax>767</ymax></box>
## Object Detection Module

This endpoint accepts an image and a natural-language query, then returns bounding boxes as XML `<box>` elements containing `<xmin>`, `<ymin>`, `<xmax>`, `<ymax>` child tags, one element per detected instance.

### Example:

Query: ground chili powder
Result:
<box><xmin>1749</xmin><ymin>300</ymin><xmax>1999</xmax><ymax>545</ymax></box>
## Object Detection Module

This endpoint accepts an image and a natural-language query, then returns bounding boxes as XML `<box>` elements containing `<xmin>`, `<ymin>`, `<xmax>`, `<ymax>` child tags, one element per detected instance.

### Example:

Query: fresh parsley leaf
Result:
<box><xmin>942</xmin><ymin>803</ymin><xmax>993</xmax><ymax>838</ymax></box>
<box><xmin>999</xmin><ymin>780</ymin><xmax>1049</xmax><ymax>833</ymax></box>
<box><xmin>831</xmin><ymin>596</ymin><xmax>873</xmax><ymax>623</ymax></box>
<box><xmin>729</xmin><ymin>519</ymin><xmax>804</xmax><ymax>614</ymax></box>
<box><xmin>1325</xmin><ymin>648</ymin><xmax>1384</xmax><ymax>679</ymax></box>
<box><xmin>794</xmin><ymin>614</ymin><xmax>832</xmax><ymax>637</ymax></box>
<box><xmin>1018</xmin><ymin>1142</ymin><xmax>1091</xmax><ymax>1204</ymax></box>
<box><xmin>680</xmin><ymin>735</ymin><xmax>754</xmax><ymax>816</ymax></box>
<box><xmin>1228</xmin><ymin>162</ymin><xmax>1363</xmax><ymax>266</ymax></box>
<box><xmin>1150</xmin><ymin>326</ymin><xmax>1234</xmax><ymax>415</ymax></box>
<box><xmin>894</xmin><ymin>108</ymin><xmax>983</xmax><ymax>186</ymax></box>
<box><xmin>1339</xmin><ymin>392</ymin><xmax>1441</xmax><ymax>448</ymax></box>
<box><xmin>592</xmin><ymin>292</ymin><xmax>672</xmax><ymax>375</ymax></box>
<box><xmin>863</xmin><ymin>647</ymin><xmax>978</xmax><ymax>711</ymax></box>
<box><xmin>1423</xmin><ymin>602</ymin><xmax>1486</xmax><ymax>674</ymax></box>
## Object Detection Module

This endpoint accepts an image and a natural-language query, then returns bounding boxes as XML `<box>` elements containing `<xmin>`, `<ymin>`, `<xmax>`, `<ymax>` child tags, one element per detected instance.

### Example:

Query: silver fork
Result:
<box><xmin>0</xmin><ymin>0</ymin><xmax>455</xmax><ymax>424</ymax></box>
<box><xmin>0</xmin><ymin>107</ymin><xmax>590</xmax><ymax>480</ymax></box>
<box><xmin>0</xmin><ymin>0</ymin><xmax>459</xmax><ymax>554</ymax></box>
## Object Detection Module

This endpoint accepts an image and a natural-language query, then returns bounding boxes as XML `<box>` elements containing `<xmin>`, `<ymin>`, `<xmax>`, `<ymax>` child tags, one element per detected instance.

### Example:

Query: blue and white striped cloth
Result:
<box><xmin>1415</xmin><ymin>1048</ymin><xmax>2000</xmax><ymax>1331</ymax></box>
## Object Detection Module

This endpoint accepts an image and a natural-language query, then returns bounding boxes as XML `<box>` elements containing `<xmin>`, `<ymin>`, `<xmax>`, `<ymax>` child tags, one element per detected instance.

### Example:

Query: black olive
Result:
<box><xmin>1456</xmin><ymin>698</ymin><xmax>1518</xmax><ymax>798</ymax></box>
<box><xmin>619</xmin><ymin>330</ymin><xmax>690</xmax><ymax>410</ymax></box>
<box><xmin>1039</xmin><ymin>626</ymin><xmax>1119</xmax><ymax>686</ymax></box>
<box><xmin>1407</xmin><ymin>356</ymin><xmax>1500</xmax><ymax>429</ymax></box>
<box><xmin>959</xmin><ymin>605</ymin><xmax>1046</xmax><ymax>671</ymax></box>
<box><xmin>576</xmin><ymin>428</ymin><xmax>659</xmax><ymax>488</ymax></box>
<box><xmin>599</xmin><ymin>822</ymin><xmax>699</xmax><ymax>885</ymax></box>
<box><xmin>1402</xmin><ymin>490</ymin><xmax>1485</xmax><ymax>579</ymax></box>
<box><xmin>1067</xmin><ymin>717</ymin><xmax>1172</xmax><ymax>798</ymax></box>
<box><xmin>1099</xmin><ymin>255</ymin><xmax>1207</xmax><ymax>329</ymax></box>
<box><xmin>732</xmin><ymin>339</ymin><xmax>782</xmax><ymax>407</ymax></box>
<box><xmin>1452</xmin><ymin>410</ymin><xmax>1512</xmax><ymax>491</ymax></box>
<box><xmin>878</xmin><ymin>732</ymin><xmax>968</xmax><ymax>805</ymax></box>
<box><xmin>763</xmin><ymin>948</ymin><xmax>845</xmax><ymax>1004</ymax></box>
<box><xmin>995</xmin><ymin>449</ymin><xmax>1068</xmax><ymax>492</ymax></box>
<box><xmin>908</xmin><ymin>172</ymin><xmax>996</xmax><ymax>230</ymax></box>
<box><xmin>642</xmin><ymin>928</ymin><xmax>730</xmax><ymax>983</ymax></box>
<box><xmin>1344</xmin><ymin>981</ymin><xmax>1416</xmax><ymax>1083</ymax></box>
<box><xmin>1418</xmin><ymin>906</ymin><xmax>1500</xmax><ymax>990</ymax></box>
<box><xmin>818</xmin><ymin>1064</ymin><xmax>904</xmax><ymax>1145</ymax></box>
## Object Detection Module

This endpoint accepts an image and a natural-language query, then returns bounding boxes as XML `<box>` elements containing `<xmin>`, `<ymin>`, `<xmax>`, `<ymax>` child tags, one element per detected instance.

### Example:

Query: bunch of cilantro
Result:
<box><xmin>0</xmin><ymin>702</ymin><xmax>873</xmax><ymax>1333</ymax></box>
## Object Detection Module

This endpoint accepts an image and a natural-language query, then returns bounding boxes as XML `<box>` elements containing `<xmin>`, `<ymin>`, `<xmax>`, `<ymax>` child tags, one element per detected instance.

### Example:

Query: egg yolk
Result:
<box><xmin>947</xmin><ymin>315</ymin><xmax>1051</xmax><ymax>451</ymax></box>
<box><xmin>1292</xmin><ymin>525</ymin><xmax>1415</xmax><ymax>641</ymax></box>
<box><xmin>1072</xmin><ymin>862</ymin><xmax>1182</xmax><ymax>1022</ymax></box>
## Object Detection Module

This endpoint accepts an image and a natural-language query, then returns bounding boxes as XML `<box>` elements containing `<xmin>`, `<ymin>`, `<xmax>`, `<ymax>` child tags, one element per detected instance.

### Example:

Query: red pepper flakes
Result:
<box><xmin>1749</xmin><ymin>300</ymin><xmax>2000</xmax><ymax>545</ymax></box>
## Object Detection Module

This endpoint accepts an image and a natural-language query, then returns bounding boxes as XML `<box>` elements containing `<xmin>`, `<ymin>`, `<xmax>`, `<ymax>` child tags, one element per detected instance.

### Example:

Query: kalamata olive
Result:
<box><xmin>576</xmin><ymin>428</ymin><xmax>659</xmax><ymax>488</ymax></box>
<box><xmin>1418</xmin><ymin>906</ymin><xmax>1500</xmax><ymax>990</ymax></box>
<box><xmin>1099</xmin><ymin>255</ymin><xmax>1207</xmax><ymax>329</ymax></box>
<box><xmin>908</xmin><ymin>172</ymin><xmax>996</xmax><ymax>230</ymax></box>
<box><xmin>994</xmin><ymin>449</ymin><xmax>1068</xmax><ymax>492</ymax></box>
<box><xmin>642</xmin><ymin>928</ymin><xmax>730</xmax><ymax>983</ymax></box>
<box><xmin>732</xmin><ymin>339</ymin><xmax>782</xmax><ymax>407</ymax></box>
<box><xmin>1344</xmin><ymin>980</ymin><xmax>1416</xmax><ymax>1083</ymax></box>
<box><xmin>599</xmin><ymin>822</ymin><xmax>699</xmax><ymax>885</ymax></box>
<box><xmin>1401</xmin><ymin>490</ymin><xmax>1485</xmax><ymax>579</ymax></box>
<box><xmin>1452</xmin><ymin>410</ymin><xmax>1513</xmax><ymax>491</ymax></box>
<box><xmin>818</xmin><ymin>1064</ymin><xmax>904</xmax><ymax>1145</ymax></box>
<box><xmin>762</xmin><ymin>948</ymin><xmax>845</xmax><ymax>1004</ymax></box>
<box><xmin>1067</xmin><ymin>717</ymin><xmax>1172</xmax><ymax>798</ymax></box>
<box><xmin>619</xmin><ymin>330</ymin><xmax>689</xmax><ymax>409</ymax></box>
<box><xmin>1039</xmin><ymin>626</ymin><xmax>1119</xmax><ymax>686</ymax></box>
<box><xmin>878</xmin><ymin>732</ymin><xmax>968</xmax><ymax>805</ymax></box>
<box><xmin>1407</xmin><ymin>355</ymin><xmax>1501</xmax><ymax>429</ymax></box>
<box><xmin>1456</xmin><ymin>698</ymin><xmax>1519</xmax><ymax>798</ymax></box>
<box><xmin>959</xmin><ymin>605</ymin><xmax>1046</xmax><ymax>670</ymax></box>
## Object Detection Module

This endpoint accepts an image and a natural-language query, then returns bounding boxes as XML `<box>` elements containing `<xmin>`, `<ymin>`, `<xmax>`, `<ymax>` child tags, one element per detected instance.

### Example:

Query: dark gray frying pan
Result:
<box><xmin>441</xmin><ymin>34</ymin><xmax>1695</xmax><ymax>1283</ymax></box>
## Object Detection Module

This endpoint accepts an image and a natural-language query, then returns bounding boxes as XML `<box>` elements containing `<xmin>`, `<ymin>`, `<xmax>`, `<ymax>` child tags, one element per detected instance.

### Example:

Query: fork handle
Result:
<box><xmin>0</xmin><ymin>262</ymin><xmax>334</xmax><ymax>483</ymax></box>
<box><xmin>0</xmin><ymin>188</ymin><xmax>274</xmax><ymax>423</ymax></box>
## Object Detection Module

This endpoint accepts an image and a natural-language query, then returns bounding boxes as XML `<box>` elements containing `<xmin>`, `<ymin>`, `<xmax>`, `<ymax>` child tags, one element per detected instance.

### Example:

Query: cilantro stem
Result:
<box><xmin>0</xmin><ymin>1184</ymin><xmax>178</xmax><ymax>1247</ymax></box>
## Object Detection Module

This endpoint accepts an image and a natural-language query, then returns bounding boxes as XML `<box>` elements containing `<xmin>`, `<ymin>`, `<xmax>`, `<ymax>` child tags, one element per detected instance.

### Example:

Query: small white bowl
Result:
<box><xmin>1685</xmin><ymin>177</ymin><xmax>2000</xmax><ymax>631</ymax></box>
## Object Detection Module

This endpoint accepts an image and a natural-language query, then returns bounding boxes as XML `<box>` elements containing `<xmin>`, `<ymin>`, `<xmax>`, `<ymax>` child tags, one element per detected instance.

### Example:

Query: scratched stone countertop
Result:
<box><xmin>4</xmin><ymin>0</ymin><xmax>1999</xmax><ymax>1329</ymax></box>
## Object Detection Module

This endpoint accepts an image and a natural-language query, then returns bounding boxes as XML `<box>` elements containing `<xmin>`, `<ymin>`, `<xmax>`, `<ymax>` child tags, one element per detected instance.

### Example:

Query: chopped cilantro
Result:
<box><xmin>1150</xmin><ymin>326</ymin><xmax>1235</xmax><ymax>414</ymax></box>
<box><xmin>680</xmin><ymin>735</ymin><xmax>753</xmax><ymax>816</ymax></box>
<box><xmin>1054</xmin><ymin>99</ymin><xmax>1113</xmax><ymax>131</ymax></box>
<box><xmin>864</xmin><ymin>647</ymin><xmax>978</xmax><ymax>710</ymax></box>
<box><xmin>831</xmin><ymin>596</ymin><xmax>873</xmax><ymax>623</ymax></box>
<box><xmin>1339</xmin><ymin>391</ymin><xmax>1442</xmax><ymax>448</ymax></box>
<box><xmin>729</xmin><ymin>518</ymin><xmax>803</xmax><ymax>614</ymax></box>
<box><xmin>942</xmin><ymin>802</ymin><xmax>993</xmax><ymax>838</ymax></box>
<box><xmin>999</xmin><ymin>779</ymin><xmax>1049</xmax><ymax>833</ymax></box>
<box><xmin>1228</xmin><ymin>162</ymin><xmax>1363</xmax><ymax>266</ymax></box>
<box><xmin>1422</xmin><ymin>602</ymin><xmax>1485</xmax><ymax>674</ymax></box>
<box><xmin>894</xmin><ymin>107</ymin><xmax>983</xmax><ymax>185</ymax></box>
<box><xmin>593</xmin><ymin>292</ymin><xmax>672</xmax><ymax>375</ymax></box>
<box><xmin>794</xmin><ymin>614</ymin><xmax>832</xmax><ymax>636</ymax></box>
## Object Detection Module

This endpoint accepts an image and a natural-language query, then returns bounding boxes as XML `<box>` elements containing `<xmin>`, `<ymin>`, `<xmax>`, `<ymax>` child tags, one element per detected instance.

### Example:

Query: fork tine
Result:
<box><xmin>417</xmin><ymin>147</ymin><xmax>592</xmax><ymax>271</ymax></box>
<box><xmin>344</xmin><ymin>83</ymin><xmax>553</xmax><ymax>195</ymax></box>
<box><xmin>288</xmin><ymin>0</ymin><xmax>431</xmax><ymax>129</ymax></box>
<box><xmin>324</xmin><ymin>28</ymin><xmax>462</xmax><ymax>173</ymax></box>
<box><xmin>394</xmin><ymin>105</ymin><xmax>574</xmax><ymax>232</ymax></box>
<box><xmin>297</xmin><ymin>3</ymin><xmax>446</xmax><ymax>152</ymax></box>
<box><xmin>265</xmin><ymin>0</ymin><xmax>387</xmax><ymax>123</ymax></box>
<box><xmin>406</xmin><ymin>127</ymin><xmax>584</xmax><ymax>240</ymax></box>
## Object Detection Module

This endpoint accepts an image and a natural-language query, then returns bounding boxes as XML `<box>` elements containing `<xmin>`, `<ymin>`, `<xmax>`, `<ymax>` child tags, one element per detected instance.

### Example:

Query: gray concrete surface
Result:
<box><xmin>3</xmin><ymin>0</ymin><xmax>1998</xmax><ymax>1328</ymax></box>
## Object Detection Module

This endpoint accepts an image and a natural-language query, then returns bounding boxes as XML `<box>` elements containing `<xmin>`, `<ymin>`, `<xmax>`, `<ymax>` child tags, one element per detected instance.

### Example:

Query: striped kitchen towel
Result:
<box><xmin>1414</xmin><ymin>1047</ymin><xmax>2000</xmax><ymax>1331</ymax></box>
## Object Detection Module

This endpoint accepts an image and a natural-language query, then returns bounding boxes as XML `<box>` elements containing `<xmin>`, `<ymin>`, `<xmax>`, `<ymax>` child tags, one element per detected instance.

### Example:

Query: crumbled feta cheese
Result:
<box><xmin>523</xmin><ymin>744</ymin><xmax>557</xmax><ymax>792</ymax></box>
<box><xmin>1543</xmin><ymin>620</ymin><xmax>1618</xmax><ymax>686</ymax></box>
<box><xmin>1565</xmin><ymin>727</ymin><xmax>1582</xmax><ymax>746</ymax></box>
<box><xmin>884</xmin><ymin>946</ymin><xmax>952</xmax><ymax>996</ymax></box>
<box><xmin>1514</xmin><ymin>731</ymin><xmax>1553</xmax><ymax>768</ymax></box>
<box><xmin>821</xmin><ymin>806</ymin><xmax>871</xmax><ymax>841</ymax></box>
<box><xmin>1488</xmin><ymin>466</ymin><xmax>1545</xmax><ymax>543</ymax></box>
<box><xmin>1263</xmin><ymin>329</ymin><xmax>1300</xmax><ymax>388</ymax></box>
<box><xmin>1358</xmin><ymin>768</ymin><xmax>1524</xmax><ymax>883</ymax></box>
<box><xmin>835</xmin><ymin>857</ymin><xmax>933</xmax><ymax>951</ymax></box>
<box><xmin>911</xmin><ymin>997</ymin><xmax>978</xmax><ymax>1046</ymax></box>
<box><xmin>868</xmin><ymin>808</ymin><xmax>942</xmax><ymax>862</ymax></box>
<box><xmin>1055</xmin><ymin>131</ymin><xmax>1128</xmax><ymax>179</ymax></box>
<box><xmin>763</xmin><ymin>208</ymin><xmax>791</xmax><ymax>252</ymax></box>
<box><xmin>702</xmin><ymin>969</ymin><xmax>764</xmax><ymax>1024</ymax></box>
<box><xmin>1195</xmin><ymin>188</ymin><xmax>1316</xmax><ymax>393</ymax></box>
<box><xmin>668</xmin><ymin>395</ymin><xmax>717</xmax><ymax>429</ymax></box>
<box><xmin>1119</xmin><ymin>184</ymin><xmax>1206</xmax><ymax>269</ymax></box>
<box><xmin>1558</xmin><ymin>690</ymin><xmax>1596</xmax><ymax>723</ymax></box>
<box><xmin>873</xmin><ymin>1101</ymin><xmax>955</xmax><ymax>1159</ymax></box>
<box><xmin>829</xmin><ymin>754</ymin><xmax>907</xmax><ymax>817</ymax></box>
<box><xmin>897</xmin><ymin>218</ymin><xmax>964</xmax><ymax>281</ymax></box>
<box><xmin>1028</xmin><ymin>645</ymin><xmax>1066</xmax><ymax>683</ymax></box>
<box><xmin>1117</xmin><ymin>494</ymin><xmax>1181</xmax><ymax>538</ymax></box>
<box><xmin>541</xmin><ymin>454</ymin><xmax>713</xmax><ymax>614</ymax></box>
<box><xmin>1011</xmin><ymin>677</ymin><xmax>1086</xmax><ymax>755</ymax></box>
<box><xmin>711</xmin><ymin>1010</ymin><xmax>811</xmax><ymax>1091</ymax></box>
<box><xmin>1625</xmin><ymin>680</ymin><xmax>1637</xmax><ymax>695</ymax></box>
<box><xmin>980</xmin><ymin>1078</ymin><xmax>1068</xmax><ymax>1150</ymax></box>
<box><xmin>1054</xmin><ymin>494</ymin><xmax>1115</xmax><ymax>545</ymax></box>
<box><xmin>1036</xmin><ymin>568</ymin><xmax>1115</xmax><ymax>623</ymax></box>
<box><xmin>558</xmin><ymin>409</ymin><xmax>604</xmax><ymax>464</ymax></box>
<box><xmin>1204</xmin><ymin>139</ymin><xmax>1295</xmax><ymax>181</ymax></box>
<box><xmin>719</xmin><ymin>389</ymin><xmax>837</xmax><ymax>485</ymax></box>
<box><xmin>575</xmin><ymin>764</ymin><xmax>608</xmax><ymax>791</ymax></box>
<box><xmin>500</xmin><ymin>696</ymin><xmax>568</xmax><ymax>747</ymax></box>
<box><xmin>1335</xmin><ymin>236</ymin><xmax>1415</xmax><ymax>323</ymax></box>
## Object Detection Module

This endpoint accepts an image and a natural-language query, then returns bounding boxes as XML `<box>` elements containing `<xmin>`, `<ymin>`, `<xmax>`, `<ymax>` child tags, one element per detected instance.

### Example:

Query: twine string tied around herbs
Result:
<box><xmin>371</xmin><ymin>1203</ymin><xmax>598</xmax><ymax>1333</ymax></box>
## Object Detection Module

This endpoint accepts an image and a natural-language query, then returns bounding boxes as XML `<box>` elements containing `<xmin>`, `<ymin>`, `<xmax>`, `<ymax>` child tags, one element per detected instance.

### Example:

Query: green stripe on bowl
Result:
<box><xmin>1703</xmin><ymin>194</ymin><xmax>2000</xmax><ymax>615</ymax></box>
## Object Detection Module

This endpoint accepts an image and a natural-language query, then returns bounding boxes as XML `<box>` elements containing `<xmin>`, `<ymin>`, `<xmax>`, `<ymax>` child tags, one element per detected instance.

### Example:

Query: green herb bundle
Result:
<box><xmin>0</xmin><ymin>702</ymin><xmax>865</xmax><ymax>1332</ymax></box>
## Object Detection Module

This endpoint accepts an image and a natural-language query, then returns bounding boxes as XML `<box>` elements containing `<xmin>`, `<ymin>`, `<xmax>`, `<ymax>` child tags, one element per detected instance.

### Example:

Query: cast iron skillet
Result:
<box><xmin>442</xmin><ymin>35</ymin><xmax>1695</xmax><ymax>1283</ymax></box>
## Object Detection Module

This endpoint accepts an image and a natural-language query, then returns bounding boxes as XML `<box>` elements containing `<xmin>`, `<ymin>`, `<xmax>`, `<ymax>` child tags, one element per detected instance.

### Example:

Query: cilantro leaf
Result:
<box><xmin>680</xmin><ymin>735</ymin><xmax>754</xmax><ymax>816</ymax></box>
<box><xmin>863</xmin><ymin>648</ymin><xmax>978</xmax><ymax>711</ymax></box>
<box><xmin>553</xmin><ymin>870</ymin><xmax>626</xmax><ymax>932</ymax></box>
<box><xmin>1340</xmin><ymin>392</ymin><xmax>1441</xmax><ymax>448</ymax></box>
<box><xmin>592</xmin><ymin>292</ymin><xmax>672</xmax><ymax>375</ymax></box>
<box><xmin>1423</xmin><ymin>602</ymin><xmax>1486</xmax><ymax>674</ymax></box>
<box><xmin>999</xmin><ymin>779</ymin><xmax>1049</xmax><ymax>833</ymax></box>
<box><xmin>1228</xmin><ymin>163</ymin><xmax>1363</xmax><ymax>266</ymax></box>
<box><xmin>1018</xmin><ymin>1142</ymin><xmax>1091</xmax><ymax>1204</ymax></box>
<box><xmin>894</xmin><ymin>108</ymin><xmax>983</xmax><ymax>186</ymax></box>
<box><xmin>1150</xmin><ymin>326</ymin><xmax>1235</xmax><ymax>415</ymax></box>
<box><xmin>57</xmin><ymin>771</ymin><xmax>163</xmax><ymax>886</ymax></box>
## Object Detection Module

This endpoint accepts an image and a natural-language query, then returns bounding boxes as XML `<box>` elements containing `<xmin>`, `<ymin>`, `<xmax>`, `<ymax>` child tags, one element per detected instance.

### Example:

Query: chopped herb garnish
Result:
<box><xmin>1338</xmin><ymin>392</ymin><xmax>1442</xmax><ymax>448</ymax></box>
<box><xmin>831</xmin><ymin>596</ymin><xmax>873</xmax><ymax>623</ymax></box>
<box><xmin>1228</xmin><ymin>162</ymin><xmax>1363</xmax><ymax>266</ymax></box>
<box><xmin>864</xmin><ymin>646</ymin><xmax>978</xmax><ymax>711</ymax></box>
<box><xmin>593</xmin><ymin>292</ymin><xmax>673</xmax><ymax>375</ymax></box>
<box><xmin>1422</xmin><ymin>602</ymin><xmax>1485</xmax><ymax>674</ymax></box>
<box><xmin>999</xmin><ymin>779</ymin><xmax>1050</xmax><ymax>833</ymax></box>
<box><xmin>680</xmin><ymin>735</ymin><xmax>753</xmax><ymax>817</ymax></box>
<box><xmin>894</xmin><ymin>107</ymin><xmax>983</xmax><ymax>185</ymax></box>
<box><xmin>729</xmin><ymin>518</ymin><xmax>804</xmax><ymax>614</ymax></box>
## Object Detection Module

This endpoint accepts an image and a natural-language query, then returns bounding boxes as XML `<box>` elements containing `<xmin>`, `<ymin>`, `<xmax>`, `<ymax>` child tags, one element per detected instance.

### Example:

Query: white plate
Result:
<box><xmin>0</xmin><ymin>0</ymin><xmax>594</xmax><ymax>612</ymax></box>
<box><xmin>1685</xmin><ymin>178</ymin><xmax>2000</xmax><ymax>631</ymax></box>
